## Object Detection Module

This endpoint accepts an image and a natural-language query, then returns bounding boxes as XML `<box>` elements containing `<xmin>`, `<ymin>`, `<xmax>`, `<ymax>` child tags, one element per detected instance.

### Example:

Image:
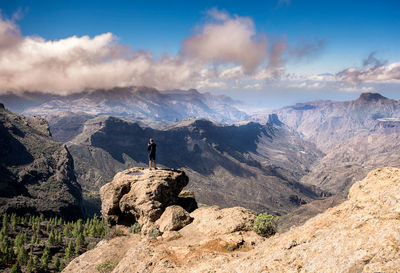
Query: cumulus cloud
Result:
<box><xmin>0</xmin><ymin>20</ymin><xmax>205</xmax><ymax>93</ymax></box>
<box><xmin>181</xmin><ymin>9</ymin><xmax>267</xmax><ymax>74</ymax></box>
<box><xmin>336</xmin><ymin>52</ymin><xmax>400</xmax><ymax>85</ymax></box>
<box><xmin>0</xmin><ymin>13</ymin><xmax>22</xmax><ymax>50</ymax></box>
<box><xmin>0</xmin><ymin>9</ymin><xmax>327</xmax><ymax>94</ymax></box>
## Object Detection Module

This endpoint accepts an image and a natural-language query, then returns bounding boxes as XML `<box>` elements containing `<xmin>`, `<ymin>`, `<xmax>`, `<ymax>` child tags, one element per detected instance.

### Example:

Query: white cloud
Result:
<box><xmin>181</xmin><ymin>10</ymin><xmax>267</xmax><ymax>74</ymax></box>
<box><xmin>0</xmin><ymin>9</ymin><xmax>329</xmax><ymax>95</ymax></box>
<box><xmin>219</xmin><ymin>66</ymin><xmax>244</xmax><ymax>79</ymax></box>
<box><xmin>336</xmin><ymin>52</ymin><xmax>400</xmax><ymax>85</ymax></box>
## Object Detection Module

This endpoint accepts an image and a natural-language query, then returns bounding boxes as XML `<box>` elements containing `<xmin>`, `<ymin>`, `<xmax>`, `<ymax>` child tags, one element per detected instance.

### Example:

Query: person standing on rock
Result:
<box><xmin>148</xmin><ymin>138</ymin><xmax>157</xmax><ymax>169</ymax></box>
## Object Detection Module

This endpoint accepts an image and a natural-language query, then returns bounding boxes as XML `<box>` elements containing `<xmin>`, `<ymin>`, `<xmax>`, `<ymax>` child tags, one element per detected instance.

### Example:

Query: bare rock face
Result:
<box><xmin>155</xmin><ymin>205</ymin><xmax>193</xmax><ymax>233</ymax></box>
<box><xmin>63</xmin><ymin>205</ymin><xmax>261</xmax><ymax>273</ymax></box>
<box><xmin>66</xmin><ymin>167</ymin><xmax>400</xmax><ymax>272</ymax></box>
<box><xmin>188</xmin><ymin>206</ymin><xmax>256</xmax><ymax>236</ymax></box>
<box><xmin>100</xmin><ymin>167</ymin><xmax>189</xmax><ymax>233</ymax></box>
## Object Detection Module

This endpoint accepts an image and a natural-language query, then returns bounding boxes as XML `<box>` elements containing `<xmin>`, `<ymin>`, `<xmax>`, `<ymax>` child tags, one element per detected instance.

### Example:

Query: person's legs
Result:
<box><xmin>154</xmin><ymin>160</ymin><xmax>157</xmax><ymax>169</ymax></box>
<box><xmin>149</xmin><ymin>159</ymin><xmax>152</xmax><ymax>169</ymax></box>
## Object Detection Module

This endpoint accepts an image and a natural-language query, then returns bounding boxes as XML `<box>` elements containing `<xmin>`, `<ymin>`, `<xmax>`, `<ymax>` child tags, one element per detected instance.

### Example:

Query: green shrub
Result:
<box><xmin>253</xmin><ymin>213</ymin><xmax>278</xmax><ymax>237</ymax></box>
<box><xmin>150</xmin><ymin>227</ymin><xmax>160</xmax><ymax>238</ymax></box>
<box><xmin>129</xmin><ymin>223</ymin><xmax>141</xmax><ymax>234</ymax></box>
<box><xmin>96</xmin><ymin>260</ymin><xmax>119</xmax><ymax>273</ymax></box>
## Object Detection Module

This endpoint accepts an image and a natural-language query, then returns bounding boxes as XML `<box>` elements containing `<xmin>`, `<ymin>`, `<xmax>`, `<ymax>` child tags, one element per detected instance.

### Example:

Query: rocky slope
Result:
<box><xmin>0</xmin><ymin>103</ymin><xmax>84</xmax><ymax>220</ymax></box>
<box><xmin>260</xmin><ymin>92</ymin><xmax>400</xmax><ymax>152</ymax></box>
<box><xmin>66</xmin><ymin>115</ymin><xmax>326</xmax><ymax>216</ymax></box>
<box><xmin>253</xmin><ymin>92</ymin><xmax>400</xmax><ymax>195</ymax></box>
<box><xmin>0</xmin><ymin>87</ymin><xmax>249</xmax><ymax>123</ymax></box>
<box><xmin>64</xmin><ymin>167</ymin><xmax>400</xmax><ymax>272</ymax></box>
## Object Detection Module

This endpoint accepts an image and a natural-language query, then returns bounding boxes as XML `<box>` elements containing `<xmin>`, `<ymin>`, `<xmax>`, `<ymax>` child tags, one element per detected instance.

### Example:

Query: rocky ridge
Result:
<box><xmin>251</xmin><ymin>93</ymin><xmax>400</xmax><ymax>196</ymax></box>
<box><xmin>0</xmin><ymin>87</ymin><xmax>248</xmax><ymax>123</ymax></box>
<box><xmin>0</xmin><ymin>104</ymin><xmax>84</xmax><ymax>220</ymax></box>
<box><xmin>64</xmin><ymin>167</ymin><xmax>400</xmax><ymax>272</ymax></box>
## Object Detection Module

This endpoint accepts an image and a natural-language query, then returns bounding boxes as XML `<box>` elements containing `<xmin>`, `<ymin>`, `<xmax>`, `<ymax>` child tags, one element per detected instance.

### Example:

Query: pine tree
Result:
<box><xmin>47</xmin><ymin>230</ymin><xmax>55</xmax><ymax>246</ymax></box>
<box><xmin>35</xmin><ymin>223</ymin><xmax>40</xmax><ymax>235</ymax></box>
<box><xmin>32</xmin><ymin>256</ymin><xmax>40</xmax><ymax>271</ymax></box>
<box><xmin>10</xmin><ymin>261</ymin><xmax>21</xmax><ymax>273</ymax></box>
<box><xmin>63</xmin><ymin>225</ymin><xmax>71</xmax><ymax>237</ymax></box>
<box><xmin>65</xmin><ymin>241</ymin><xmax>74</xmax><ymax>259</ymax></box>
<box><xmin>14</xmin><ymin>233</ymin><xmax>26</xmax><ymax>248</ymax></box>
<box><xmin>30</xmin><ymin>235</ymin><xmax>36</xmax><ymax>244</ymax></box>
<box><xmin>11</xmin><ymin>213</ymin><xmax>17</xmax><ymax>230</ymax></box>
<box><xmin>27</xmin><ymin>256</ymin><xmax>34</xmax><ymax>272</ymax></box>
<box><xmin>54</xmin><ymin>257</ymin><xmax>61</xmax><ymax>271</ymax></box>
<box><xmin>75</xmin><ymin>232</ymin><xmax>85</xmax><ymax>247</ymax></box>
<box><xmin>16</xmin><ymin>246</ymin><xmax>28</xmax><ymax>265</ymax></box>
<box><xmin>1</xmin><ymin>214</ymin><xmax>7</xmax><ymax>233</ymax></box>
<box><xmin>41</xmin><ymin>247</ymin><xmax>51</xmax><ymax>269</ymax></box>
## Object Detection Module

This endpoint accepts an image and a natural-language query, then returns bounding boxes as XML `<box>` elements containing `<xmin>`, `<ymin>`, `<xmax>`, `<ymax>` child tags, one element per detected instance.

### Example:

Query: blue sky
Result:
<box><xmin>1</xmin><ymin>0</ymin><xmax>399</xmax><ymax>107</ymax></box>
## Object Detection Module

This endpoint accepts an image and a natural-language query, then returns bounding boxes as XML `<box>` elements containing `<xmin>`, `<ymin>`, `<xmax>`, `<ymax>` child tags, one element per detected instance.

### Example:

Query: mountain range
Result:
<box><xmin>2</xmin><ymin>89</ymin><xmax>400</xmax><ymax>229</ymax></box>
<box><xmin>65</xmin><ymin>114</ymin><xmax>326</xmax><ymax>217</ymax></box>
<box><xmin>0</xmin><ymin>87</ymin><xmax>248</xmax><ymax>123</ymax></box>
<box><xmin>253</xmin><ymin>92</ymin><xmax>400</xmax><ymax>195</ymax></box>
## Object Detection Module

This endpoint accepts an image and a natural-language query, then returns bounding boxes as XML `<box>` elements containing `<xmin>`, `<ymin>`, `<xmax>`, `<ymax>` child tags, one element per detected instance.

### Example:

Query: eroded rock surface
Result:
<box><xmin>66</xmin><ymin>167</ymin><xmax>400</xmax><ymax>272</ymax></box>
<box><xmin>100</xmin><ymin>167</ymin><xmax>189</xmax><ymax>233</ymax></box>
<box><xmin>155</xmin><ymin>205</ymin><xmax>193</xmax><ymax>233</ymax></box>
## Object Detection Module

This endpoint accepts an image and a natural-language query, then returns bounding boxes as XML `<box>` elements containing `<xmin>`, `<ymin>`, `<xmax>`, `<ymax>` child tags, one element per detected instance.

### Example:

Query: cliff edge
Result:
<box><xmin>64</xmin><ymin>167</ymin><xmax>400</xmax><ymax>272</ymax></box>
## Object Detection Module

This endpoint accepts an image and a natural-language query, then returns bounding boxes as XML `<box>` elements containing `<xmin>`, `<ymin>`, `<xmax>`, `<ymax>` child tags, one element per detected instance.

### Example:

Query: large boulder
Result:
<box><xmin>155</xmin><ymin>205</ymin><xmax>193</xmax><ymax>233</ymax></box>
<box><xmin>100</xmin><ymin>167</ymin><xmax>189</xmax><ymax>233</ymax></box>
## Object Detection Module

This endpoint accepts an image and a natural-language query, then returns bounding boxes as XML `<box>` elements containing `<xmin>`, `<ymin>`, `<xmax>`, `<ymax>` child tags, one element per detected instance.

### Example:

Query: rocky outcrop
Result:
<box><xmin>100</xmin><ymin>168</ymin><xmax>189</xmax><ymax>233</ymax></box>
<box><xmin>0</xmin><ymin>105</ymin><xmax>84</xmax><ymax>220</ymax></box>
<box><xmin>65</xmin><ymin>167</ymin><xmax>400</xmax><ymax>272</ymax></box>
<box><xmin>155</xmin><ymin>205</ymin><xmax>193</xmax><ymax>233</ymax></box>
<box><xmin>63</xmin><ymin>205</ymin><xmax>260</xmax><ymax>273</ymax></box>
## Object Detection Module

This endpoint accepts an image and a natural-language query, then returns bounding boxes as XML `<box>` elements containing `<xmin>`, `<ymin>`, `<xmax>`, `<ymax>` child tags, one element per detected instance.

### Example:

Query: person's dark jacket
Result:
<box><xmin>148</xmin><ymin>142</ymin><xmax>156</xmax><ymax>156</ymax></box>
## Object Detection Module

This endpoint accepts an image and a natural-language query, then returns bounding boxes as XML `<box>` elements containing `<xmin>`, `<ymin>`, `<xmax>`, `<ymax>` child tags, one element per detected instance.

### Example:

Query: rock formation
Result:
<box><xmin>65</xmin><ymin>167</ymin><xmax>400</xmax><ymax>272</ymax></box>
<box><xmin>0</xmin><ymin>104</ymin><xmax>84</xmax><ymax>220</ymax></box>
<box><xmin>100</xmin><ymin>168</ymin><xmax>191</xmax><ymax>234</ymax></box>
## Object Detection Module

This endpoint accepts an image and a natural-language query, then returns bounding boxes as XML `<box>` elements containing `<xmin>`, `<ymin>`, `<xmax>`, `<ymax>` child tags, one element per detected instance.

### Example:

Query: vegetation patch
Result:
<box><xmin>253</xmin><ymin>213</ymin><xmax>279</xmax><ymax>238</ymax></box>
<box><xmin>96</xmin><ymin>260</ymin><xmax>119</xmax><ymax>273</ymax></box>
<box><xmin>0</xmin><ymin>213</ymin><xmax>109</xmax><ymax>272</ymax></box>
<box><xmin>129</xmin><ymin>223</ymin><xmax>141</xmax><ymax>234</ymax></box>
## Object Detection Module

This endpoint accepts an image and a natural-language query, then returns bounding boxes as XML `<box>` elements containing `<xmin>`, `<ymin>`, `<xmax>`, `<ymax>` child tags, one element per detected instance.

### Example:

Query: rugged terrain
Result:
<box><xmin>64</xmin><ymin>167</ymin><xmax>400</xmax><ymax>272</ymax></box>
<box><xmin>0</xmin><ymin>87</ymin><xmax>248</xmax><ymax>123</ymax></box>
<box><xmin>0</xmin><ymin>104</ymin><xmax>84</xmax><ymax>220</ymax></box>
<box><xmin>253</xmin><ymin>93</ymin><xmax>400</xmax><ymax>195</ymax></box>
<box><xmin>65</xmin><ymin>114</ymin><xmax>326</xmax><ymax>216</ymax></box>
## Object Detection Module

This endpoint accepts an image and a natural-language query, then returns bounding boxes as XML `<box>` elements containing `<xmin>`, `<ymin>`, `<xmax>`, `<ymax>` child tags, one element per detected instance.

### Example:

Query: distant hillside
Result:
<box><xmin>254</xmin><ymin>92</ymin><xmax>400</xmax><ymax>194</ymax></box>
<box><xmin>0</xmin><ymin>103</ymin><xmax>84</xmax><ymax>220</ymax></box>
<box><xmin>0</xmin><ymin>87</ymin><xmax>249</xmax><ymax>123</ymax></box>
<box><xmin>259</xmin><ymin>92</ymin><xmax>400</xmax><ymax>152</ymax></box>
<box><xmin>66</xmin><ymin>114</ymin><xmax>326</xmax><ymax>216</ymax></box>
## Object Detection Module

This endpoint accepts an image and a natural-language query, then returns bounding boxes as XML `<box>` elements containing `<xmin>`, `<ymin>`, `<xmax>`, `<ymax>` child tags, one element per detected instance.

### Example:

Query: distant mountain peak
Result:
<box><xmin>267</xmin><ymin>114</ymin><xmax>283</xmax><ymax>126</ymax></box>
<box><xmin>0</xmin><ymin>102</ymin><xmax>4</xmax><ymax>109</ymax></box>
<box><xmin>357</xmin><ymin>92</ymin><xmax>387</xmax><ymax>102</ymax></box>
